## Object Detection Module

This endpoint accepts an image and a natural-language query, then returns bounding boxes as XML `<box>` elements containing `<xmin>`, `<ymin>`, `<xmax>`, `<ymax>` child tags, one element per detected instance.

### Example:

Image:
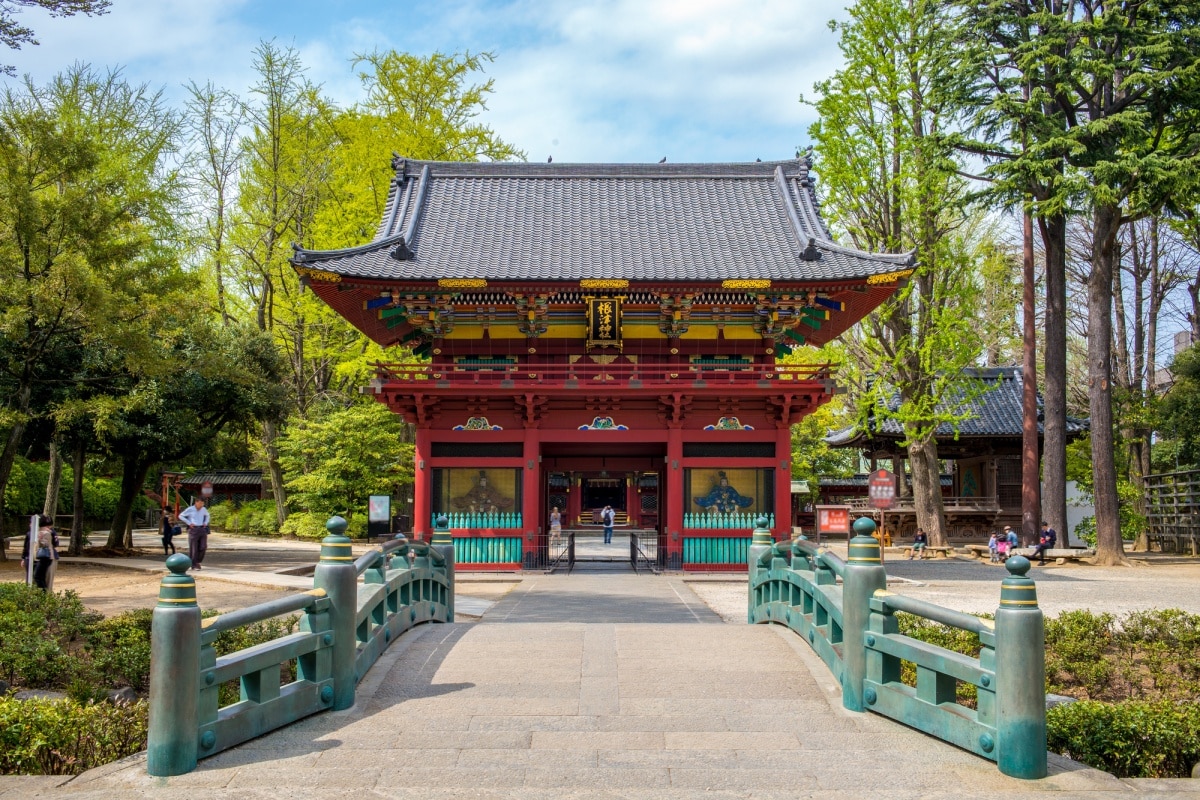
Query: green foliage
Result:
<box><xmin>279</xmin><ymin>510</ymin><xmax>365</xmax><ymax>540</ymax></box>
<box><xmin>0</xmin><ymin>583</ymin><xmax>100</xmax><ymax>689</ymax></box>
<box><xmin>1044</xmin><ymin>610</ymin><xmax>1116</xmax><ymax>697</ymax></box>
<box><xmin>0</xmin><ymin>696</ymin><xmax>148</xmax><ymax>776</ymax></box>
<box><xmin>1047</xmin><ymin>700</ymin><xmax>1200</xmax><ymax>779</ymax></box>
<box><xmin>277</xmin><ymin>401</ymin><xmax>411</xmax><ymax>522</ymax></box>
<box><xmin>1157</xmin><ymin>343</ymin><xmax>1200</xmax><ymax>467</ymax></box>
<box><xmin>207</xmin><ymin>499</ymin><xmax>279</xmax><ymax>536</ymax></box>
<box><xmin>86</xmin><ymin>609</ymin><xmax>153</xmax><ymax>693</ymax></box>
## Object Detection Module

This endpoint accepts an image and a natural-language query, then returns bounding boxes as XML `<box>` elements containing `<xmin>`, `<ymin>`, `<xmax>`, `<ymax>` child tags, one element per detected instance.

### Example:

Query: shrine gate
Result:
<box><xmin>292</xmin><ymin>158</ymin><xmax>909</xmax><ymax>570</ymax></box>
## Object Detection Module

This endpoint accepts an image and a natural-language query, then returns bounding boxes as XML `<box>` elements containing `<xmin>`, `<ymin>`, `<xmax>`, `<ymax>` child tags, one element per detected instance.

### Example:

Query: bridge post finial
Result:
<box><xmin>994</xmin><ymin>556</ymin><xmax>1047</xmax><ymax>778</ymax></box>
<box><xmin>841</xmin><ymin>518</ymin><xmax>887</xmax><ymax>712</ymax></box>
<box><xmin>430</xmin><ymin>514</ymin><xmax>455</xmax><ymax>620</ymax></box>
<box><xmin>147</xmin><ymin>554</ymin><xmax>201</xmax><ymax>776</ymax></box>
<box><xmin>747</xmin><ymin>516</ymin><xmax>775</xmax><ymax>623</ymax></box>
<box><xmin>315</xmin><ymin>517</ymin><xmax>357</xmax><ymax>711</ymax></box>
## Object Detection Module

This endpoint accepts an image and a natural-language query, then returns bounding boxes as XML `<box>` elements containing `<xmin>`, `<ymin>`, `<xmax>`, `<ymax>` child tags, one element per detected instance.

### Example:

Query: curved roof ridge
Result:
<box><xmin>293</xmin><ymin>232</ymin><xmax>408</xmax><ymax>263</ymax></box>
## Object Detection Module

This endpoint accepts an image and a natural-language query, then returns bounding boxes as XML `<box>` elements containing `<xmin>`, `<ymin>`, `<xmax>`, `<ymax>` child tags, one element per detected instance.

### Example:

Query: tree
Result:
<box><xmin>808</xmin><ymin>0</ymin><xmax>989</xmax><ymax>547</ymax></box>
<box><xmin>276</xmin><ymin>401</ymin><xmax>412</xmax><ymax>526</ymax></box>
<box><xmin>0</xmin><ymin>0</ymin><xmax>109</xmax><ymax>76</ymax></box>
<box><xmin>91</xmin><ymin>323</ymin><xmax>289</xmax><ymax>548</ymax></box>
<box><xmin>0</xmin><ymin>64</ymin><xmax>180</xmax><ymax>541</ymax></box>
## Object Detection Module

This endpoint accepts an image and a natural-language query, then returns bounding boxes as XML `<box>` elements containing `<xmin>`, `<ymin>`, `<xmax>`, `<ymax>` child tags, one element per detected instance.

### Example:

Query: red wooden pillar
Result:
<box><xmin>666</xmin><ymin>426</ymin><xmax>683</xmax><ymax>564</ymax></box>
<box><xmin>775</xmin><ymin>424</ymin><xmax>793</xmax><ymax>539</ymax></box>
<box><xmin>522</xmin><ymin>426</ymin><xmax>540</xmax><ymax>555</ymax></box>
<box><xmin>413</xmin><ymin>427</ymin><xmax>431</xmax><ymax>541</ymax></box>
<box><xmin>626</xmin><ymin>476</ymin><xmax>638</xmax><ymax>526</ymax></box>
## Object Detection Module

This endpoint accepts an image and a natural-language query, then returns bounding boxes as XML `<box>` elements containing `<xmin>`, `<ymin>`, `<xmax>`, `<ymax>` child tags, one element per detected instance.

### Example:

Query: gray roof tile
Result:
<box><xmin>294</xmin><ymin>159</ymin><xmax>913</xmax><ymax>282</ymax></box>
<box><xmin>825</xmin><ymin>367</ymin><xmax>1090</xmax><ymax>446</ymax></box>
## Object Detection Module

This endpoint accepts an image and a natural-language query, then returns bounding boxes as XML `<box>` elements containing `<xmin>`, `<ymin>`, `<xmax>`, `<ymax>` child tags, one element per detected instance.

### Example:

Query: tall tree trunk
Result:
<box><xmin>106</xmin><ymin>456</ymin><xmax>153</xmax><ymax>550</ymax></box>
<box><xmin>1089</xmin><ymin>206</ymin><xmax>1126</xmax><ymax>565</ymax></box>
<box><xmin>263</xmin><ymin>418</ymin><xmax>288</xmax><ymax>527</ymax></box>
<box><xmin>0</xmin><ymin>383</ymin><xmax>34</xmax><ymax>550</ymax></box>
<box><xmin>1039</xmin><ymin>214</ymin><xmax>1069</xmax><ymax>543</ymax></box>
<box><xmin>908</xmin><ymin>435</ymin><xmax>949</xmax><ymax>547</ymax></box>
<box><xmin>1022</xmin><ymin>212</ymin><xmax>1041</xmax><ymax>546</ymax></box>
<box><xmin>42</xmin><ymin>439</ymin><xmax>63</xmax><ymax>519</ymax></box>
<box><xmin>70</xmin><ymin>440</ymin><xmax>86</xmax><ymax>556</ymax></box>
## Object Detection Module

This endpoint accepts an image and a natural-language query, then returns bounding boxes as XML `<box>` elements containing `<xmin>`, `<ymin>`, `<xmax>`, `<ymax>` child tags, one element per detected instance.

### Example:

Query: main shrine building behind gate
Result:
<box><xmin>292</xmin><ymin>157</ymin><xmax>910</xmax><ymax>570</ymax></box>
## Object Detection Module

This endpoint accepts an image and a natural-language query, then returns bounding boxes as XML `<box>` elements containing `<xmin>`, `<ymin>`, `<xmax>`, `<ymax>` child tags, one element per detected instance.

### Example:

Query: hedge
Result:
<box><xmin>0</xmin><ymin>697</ymin><xmax>148</xmax><ymax>775</ymax></box>
<box><xmin>1047</xmin><ymin>700</ymin><xmax>1200</xmax><ymax>778</ymax></box>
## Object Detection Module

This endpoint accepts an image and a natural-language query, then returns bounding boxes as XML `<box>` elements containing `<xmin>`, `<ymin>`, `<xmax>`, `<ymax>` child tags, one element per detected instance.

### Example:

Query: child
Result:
<box><xmin>987</xmin><ymin>532</ymin><xmax>1000</xmax><ymax>562</ymax></box>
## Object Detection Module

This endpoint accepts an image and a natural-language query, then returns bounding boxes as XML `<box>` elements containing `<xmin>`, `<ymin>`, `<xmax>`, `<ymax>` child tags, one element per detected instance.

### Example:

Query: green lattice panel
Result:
<box><xmin>683</xmin><ymin>537</ymin><xmax>751</xmax><ymax>564</ymax></box>
<box><xmin>453</xmin><ymin>537</ymin><xmax>523</xmax><ymax>564</ymax></box>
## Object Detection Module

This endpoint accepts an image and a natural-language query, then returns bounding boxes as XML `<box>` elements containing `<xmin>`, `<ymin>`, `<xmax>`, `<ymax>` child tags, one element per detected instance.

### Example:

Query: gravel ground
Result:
<box><xmin>688</xmin><ymin>551</ymin><xmax>1200</xmax><ymax>623</ymax></box>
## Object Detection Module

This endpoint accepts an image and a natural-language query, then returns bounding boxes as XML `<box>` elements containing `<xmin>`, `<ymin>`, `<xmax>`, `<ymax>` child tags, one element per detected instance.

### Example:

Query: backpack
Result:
<box><xmin>603</xmin><ymin>509</ymin><xmax>614</xmax><ymax>525</ymax></box>
<box><xmin>37</xmin><ymin>528</ymin><xmax>52</xmax><ymax>549</ymax></box>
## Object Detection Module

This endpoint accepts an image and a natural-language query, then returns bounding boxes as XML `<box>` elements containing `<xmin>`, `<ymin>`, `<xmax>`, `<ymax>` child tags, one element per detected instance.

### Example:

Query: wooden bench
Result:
<box><xmin>963</xmin><ymin>544</ymin><xmax>994</xmax><ymax>559</ymax></box>
<box><xmin>1014</xmin><ymin>546</ymin><xmax>1094</xmax><ymax>564</ymax></box>
<box><xmin>901</xmin><ymin>545</ymin><xmax>952</xmax><ymax>559</ymax></box>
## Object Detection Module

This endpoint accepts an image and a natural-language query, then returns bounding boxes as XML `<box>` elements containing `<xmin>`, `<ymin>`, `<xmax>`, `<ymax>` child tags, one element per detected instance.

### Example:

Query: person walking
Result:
<box><xmin>987</xmin><ymin>531</ymin><xmax>1000</xmax><ymax>562</ymax></box>
<box><xmin>549</xmin><ymin>506</ymin><xmax>562</xmax><ymax>547</ymax></box>
<box><xmin>601</xmin><ymin>505</ymin><xmax>615</xmax><ymax>544</ymax></box>
<box><xmin>161</xmin><ymin>510</ymin><xmax>179</xmax><ymax>556</ymax></box>
<box><xmin>21</xmin><ymin>515</ymin><xmax>59</xmax><ymax>590</ymax></box>
<box><xmin>178</xmin><ymin>498</ymin><xmax>211</xmax><ymax>570</ymax></box>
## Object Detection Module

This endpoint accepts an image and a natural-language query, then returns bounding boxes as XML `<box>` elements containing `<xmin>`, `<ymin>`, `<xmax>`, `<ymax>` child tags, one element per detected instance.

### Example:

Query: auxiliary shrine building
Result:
<box><xmin>292</xmin><ymin>157</ymin><xmax>909</xmax><ymax>570</ymax></box>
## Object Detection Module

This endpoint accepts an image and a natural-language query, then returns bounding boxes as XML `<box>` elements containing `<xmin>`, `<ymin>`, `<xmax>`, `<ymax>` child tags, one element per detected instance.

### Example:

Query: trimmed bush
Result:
<box><xmin>1047</xmin><ymin>700</ymin><xmax>1200</xmax><ymax>778</ymax></box>
<box><xmin>208</xmin><ymin>499</ymin><xmax>280</xmax><ymax>536</ymax></box>
<box><xmin>0</xmin><ymin>697</ymin><xmax>148</xmax><ymax>775</ymax></box>
<box><xmin>0</xmin><ymin>584</ymin><xmax>100</xmax><ymax>690</ymax></box>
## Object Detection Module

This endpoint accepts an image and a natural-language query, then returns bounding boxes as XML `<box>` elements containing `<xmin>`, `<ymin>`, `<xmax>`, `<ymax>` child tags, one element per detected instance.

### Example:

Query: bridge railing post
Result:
<box><xmin>842</xmin><ymin>517</ymin><xmax>887</xmax><ymax>712</ymax></box>
<box><xmin>747</xmin><ymin>515</ymin><xmax>774</xmax><ymax>623</ymax></box>
<box><xmin>313</xmin><ymin>516</ymin><xmax>357</xmax><ymax>711</ymax></box>
<box><xmin>994</xmin><ymin>556</ymin><xmax>1047</xmax><ymax>779</ymax></box>
<box><xmin>147</xmin><ymin>554</ymin><xmax>201</xmax><ymax>777</ymax></box>
<box><xmin>430</xmin><ymin>514</ymin><xmax>455</xmax><ymax>620</ymax></box>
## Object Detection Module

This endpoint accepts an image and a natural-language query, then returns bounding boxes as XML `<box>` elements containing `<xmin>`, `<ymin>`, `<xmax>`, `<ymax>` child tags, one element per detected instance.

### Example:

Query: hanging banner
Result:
<box><xmin>586</xmin><ymin>296</ymin><xmax>623</xmax><ymax>350</ymax></box>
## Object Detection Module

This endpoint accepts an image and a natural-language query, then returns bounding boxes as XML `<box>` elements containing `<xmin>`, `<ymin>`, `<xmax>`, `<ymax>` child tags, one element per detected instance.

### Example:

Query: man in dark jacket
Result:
<box><xmin>1031</xmin><ymin>521</ymin><xmax>1057</xmax><ymax>565</ymax></box>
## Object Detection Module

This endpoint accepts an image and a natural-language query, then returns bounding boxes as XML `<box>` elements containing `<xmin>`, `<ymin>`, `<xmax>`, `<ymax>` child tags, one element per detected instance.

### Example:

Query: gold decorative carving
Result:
<box><xmin>866</xmin><ymin>269</ymin><xmax>914</xmax><ymax>285</ymax></box>
<box><xmin>722</xmin><ymin>279</ymin><xmax>771</xmax><ymax>289</ymax></box>
<box><xmin>296</xmin><ymin>267</ymin><xmax>342</xmax><ymax>283</ymax></box>
<box><xmin>580</xmin><ymin>279</ymin><xmax>629</xmax><ymax>289</ymax></box>
<box><xmin>438</xmin><ymin>278</ymin><xmax>487</xmax><ymax>289</ymax></box>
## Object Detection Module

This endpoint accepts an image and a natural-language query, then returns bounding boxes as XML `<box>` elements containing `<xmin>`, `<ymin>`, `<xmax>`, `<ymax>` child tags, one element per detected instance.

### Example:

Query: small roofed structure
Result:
<box><xmin>820</xmin><ymin>367</ymin><xmax>1088</xmax><ymax>539</ymax></box>
<box><xmin>180</xmin><ymin>470</ymin><xmax>263</xmax><ymax>506</ymax></box>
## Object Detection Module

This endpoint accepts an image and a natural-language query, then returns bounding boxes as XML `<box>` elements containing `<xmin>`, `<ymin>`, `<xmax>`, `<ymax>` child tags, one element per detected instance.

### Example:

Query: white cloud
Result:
<box><xmin>0</xmin><ymin>0</ymin><xmax>853</xmax><ymax>163</ymax></box>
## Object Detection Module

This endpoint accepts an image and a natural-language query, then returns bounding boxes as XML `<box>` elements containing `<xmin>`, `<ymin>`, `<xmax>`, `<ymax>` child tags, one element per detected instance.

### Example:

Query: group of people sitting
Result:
<box><xmin>988</xmin><ymin>522</ymin><xmax>1057</xmax><ymax>564</ymax></box>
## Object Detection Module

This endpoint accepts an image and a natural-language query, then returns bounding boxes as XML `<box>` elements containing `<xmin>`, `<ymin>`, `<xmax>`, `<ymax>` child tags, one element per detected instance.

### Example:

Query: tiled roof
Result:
<box><xmin>181</xmin><ymin>470</ymin><xmax>263</xmax><ymax>487</ymax></box>
<box><xmin>819</xmin><ymin>475</ymin><xmax>953</xmax><ymax>487</ymax></box>
<box><xmin>292</xmin><ymin>158</ymin><xmax>913</xmax><ymax>283</ymax></box>
<box><xmin>825</xmin><ymin>367</ymin><xmax>1090</xmax><ymax>446</ymax></box>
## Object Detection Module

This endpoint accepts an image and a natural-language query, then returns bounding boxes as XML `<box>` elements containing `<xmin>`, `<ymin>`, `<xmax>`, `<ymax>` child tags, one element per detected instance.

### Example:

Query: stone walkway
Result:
<box><xmin>12</xmin><ymin>573</ymin><xmax>1200</xmax><ymax>798</ymax></box>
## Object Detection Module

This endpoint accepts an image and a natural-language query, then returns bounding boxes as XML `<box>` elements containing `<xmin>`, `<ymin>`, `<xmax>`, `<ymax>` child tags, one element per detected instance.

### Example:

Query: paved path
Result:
<box><xmin>34</xmin><ymin>574</ymin><xmax>1199</xmax><ymax>799</ymax></box>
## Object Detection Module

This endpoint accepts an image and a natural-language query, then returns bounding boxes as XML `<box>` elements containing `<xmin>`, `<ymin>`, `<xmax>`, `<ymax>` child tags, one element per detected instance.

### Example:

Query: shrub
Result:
<box><xmin>0</xmin><ymin>584</ymin><xmax>100</xmax><ymax>689</ymax></box>
<box><xmin>279</xmin><ymin>511</ymin><xmax>333</xmax><ymax>539</ymax></box>
<box><xmin>1044</xmin><ymin>609</ymin><xmax>1116</xmax><ymax>698</ymax></box>
<box><xmin>0</xmin><ymin>697</ymin><xmax>148</xmax><ymax>775</ymax></box>
<box><xmin>1047</xmin><ymin>700</ymin><xmax>1200</xmax><ymax>778</ymax></box>
<box><xmin>210</xmin><ymin>499</ymin><xmax>280</xmax><ymax>536</ymax></box>
<box><xmin>87</xmin><ymin>609</ymin><xmax>154</xmax><ymax>693</ymax></box>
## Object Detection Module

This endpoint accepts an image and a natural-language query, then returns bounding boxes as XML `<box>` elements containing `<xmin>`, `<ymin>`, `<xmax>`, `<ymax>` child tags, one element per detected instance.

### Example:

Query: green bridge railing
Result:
<box><xmin>748</xmin><ymin>516</ymin><xmax>1046</xmax><ymax>780</ymax></box>
<box><xmin>147</xmin><ymin>516</ymin><xmax>454</xmax><ymax>777</ymax></box>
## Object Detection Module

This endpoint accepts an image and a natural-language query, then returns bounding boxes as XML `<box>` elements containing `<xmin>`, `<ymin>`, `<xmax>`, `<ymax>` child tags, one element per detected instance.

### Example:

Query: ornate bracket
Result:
<box><xmin>657</xmin><ymin>293</ymin><xmax>694</xmax><ymax>337</ymax></box>
<box><xmin>657</xmin><ymin>393</ymin><xmax>692</xmax><ymax>427</ymax></box>
<box><xmin>511</xmin><ymin>293</ymin><xmax>550</xmax><ymax>337</ymax></box>
<box><xmin>398</xmin><ymin>294</ymin><xmax>456</xmax><ymax>337</ymax></box>
<box><xmin>515</xmin><ymin>394</ymin><xmax>549</xmax><ymax>427</ymax></box>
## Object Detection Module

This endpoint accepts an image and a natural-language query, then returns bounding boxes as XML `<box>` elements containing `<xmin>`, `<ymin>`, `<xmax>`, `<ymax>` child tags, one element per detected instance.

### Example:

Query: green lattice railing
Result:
<box><xmin>147</xmin><ymin>517</ymin><xmax>453</xmax><ymax>777</ymax></box>
<box><xmin>747</xmin><ymin>519</ymin><xmax>1047</xmax><ymax>780</ymax></box>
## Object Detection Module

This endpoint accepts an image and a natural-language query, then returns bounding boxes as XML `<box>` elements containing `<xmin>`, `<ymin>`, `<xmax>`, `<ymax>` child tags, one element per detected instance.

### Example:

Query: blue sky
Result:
<box><xmin>2</xmin><ymin>0</ymin><xmax>852</xmax><ymax>163</ymax></box>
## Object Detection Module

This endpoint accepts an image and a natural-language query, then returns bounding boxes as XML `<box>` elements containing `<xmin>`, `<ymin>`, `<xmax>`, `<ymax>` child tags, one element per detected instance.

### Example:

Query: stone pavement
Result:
<box><xmin>20</xmin><ymin>574</ymin><xmax>1198</xmax><ymax>799</ymax></box>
